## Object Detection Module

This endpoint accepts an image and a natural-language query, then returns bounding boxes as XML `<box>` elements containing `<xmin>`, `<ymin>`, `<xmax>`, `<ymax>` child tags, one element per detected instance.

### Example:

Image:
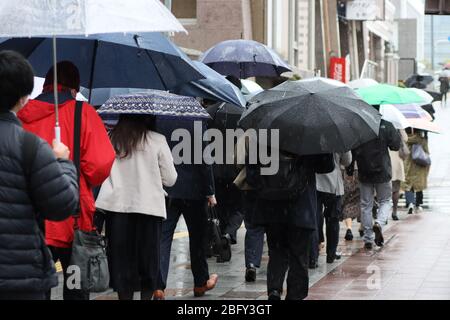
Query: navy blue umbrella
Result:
<box><xmin>0</xmin><ymin>33</ymin><xmax>204</xmax><ymax>102</ymax></box>
<box><xmin>82</xmin><ymin>61</ymin><xmax>247</xmax><ymax>107</ymax></box>
<box><xmin>172</xmin><ymin>61</ymin><xmax>246</xmax><ymax>107</ymax></box>
<box><xmin>199</xmin><ymin>39</ymin><xmax>292</xmax><ymax>79</ymax></box>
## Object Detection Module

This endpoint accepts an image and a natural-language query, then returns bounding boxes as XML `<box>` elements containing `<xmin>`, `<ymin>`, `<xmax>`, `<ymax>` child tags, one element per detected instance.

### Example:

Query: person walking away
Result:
<box><xmin>341</xmin><ymin>160</ymin><xmax>362</xmax><ymax>241</ymax></box>
<box><xmin>390</xmin><ymin>129</ymin><xmax>408</xmax><ymax>220</ymax></box>
<box><xmin>18</xmin><ymin>61</ymin><xmax>115</xmax><ymax>300</ymax></box>
<box><xmin>403</xmin><ymin>128</ymin><xmax>430</xmax><ymax>214</ymax></box>
<box><xmin>439</xmin><ymin>69</ymin><xmax>449</xmax><ymax>105</ymax></box>
<box><xmin>0</xmin><ymin>51</ymin><xmax>79</xmax><ymax>300</ymax></box>
<box><xmin>155</xmin><ymin>118</ymin><xmax>218</xmax><ymax>299</ymax></box>
<box><xmin>233</xmin><ymin>135</ymin><xmax>265</xmax><ymax>283</ymax></box>
<box><xmin>310</xmin><ymin>152</ymin><xmax>352</xmax><ymax>268</ymax></box>
<box><xmin>96</xmin><ymin>115</ymin><xmax>177</xmax><ymax>300</ymax></box>
<box><xmin>245</xmin><ymin>148</ymin><xmax>334</xmax><ymax>300</ymax></box>
<box><xmin>352</xmin><ymin>115</ymin><xmax>401</xmax><ymax>250</ymax></box>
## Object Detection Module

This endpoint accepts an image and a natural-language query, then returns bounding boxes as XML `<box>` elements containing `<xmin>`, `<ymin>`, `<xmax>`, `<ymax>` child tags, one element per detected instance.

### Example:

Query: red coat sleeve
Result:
<box><xmin>80</xmin><ymin>104</ymin><xmax>115</xmax><ymax>187</ymax></box>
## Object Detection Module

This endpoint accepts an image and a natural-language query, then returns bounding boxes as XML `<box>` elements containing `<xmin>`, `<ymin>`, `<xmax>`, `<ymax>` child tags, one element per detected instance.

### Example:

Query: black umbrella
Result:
<box><xmin>238</xmin><ymin>78</ymin><xmax>382</xmax><ymax>155</ymax></box>
<box><xmin>425</xmin><ymin>90</ymin><xmax>442</xmax><ymax>102</ymax></box>
<box><xmin>405</xmin><ymin>74</ymin><xmax>434</xmax><ymax>89</ymax></box>
<box><xmin>206</xmin><ymin>102</ymin><xmax>245</xmax><ymax>130</ymax></box>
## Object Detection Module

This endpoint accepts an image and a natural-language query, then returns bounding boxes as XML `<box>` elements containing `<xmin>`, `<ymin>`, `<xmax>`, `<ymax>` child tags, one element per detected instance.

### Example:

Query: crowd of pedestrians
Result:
<box><xmin>0</xmin><ymin>50</ymin><xmax>437</xmax><ymax>301</ymax></box>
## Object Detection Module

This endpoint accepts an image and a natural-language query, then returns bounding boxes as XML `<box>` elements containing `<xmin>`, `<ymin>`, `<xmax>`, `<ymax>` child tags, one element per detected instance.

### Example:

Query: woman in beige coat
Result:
<box><xmin>389</xmin><ymin>130</ymin><xmax>408</xmax><ymax>220</ymax></box>
<box><xmin>96</xmin><ymin>115</ymin><xmax>177</xmax><ymax>300</ymax></box>
<box><xmin>403</xmin><ymin>129</ymin><xmax>430</xmax><ymax>214</ymax></box>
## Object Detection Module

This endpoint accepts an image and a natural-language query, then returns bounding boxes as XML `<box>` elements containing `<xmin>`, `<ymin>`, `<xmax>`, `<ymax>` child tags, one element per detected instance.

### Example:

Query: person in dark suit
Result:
<box><xmin>246</xmin><ymin>153</ymin><xmax>334</xmax><ymax>300</ymax></box>
<box><xmin>154</xmin><ymin>118</ymin><xmax>218</xmax><ymax>299</ymax></box>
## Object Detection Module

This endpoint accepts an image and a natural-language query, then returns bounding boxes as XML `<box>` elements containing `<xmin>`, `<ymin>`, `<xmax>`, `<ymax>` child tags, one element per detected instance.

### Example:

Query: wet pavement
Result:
<box><xmin>52</xmin><ymin>101</ymin><xmax>450</xmax><ymax>300</ymax></box>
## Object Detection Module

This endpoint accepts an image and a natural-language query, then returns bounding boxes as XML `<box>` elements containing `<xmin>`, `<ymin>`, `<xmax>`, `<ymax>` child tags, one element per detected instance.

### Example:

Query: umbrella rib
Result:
<box><xmin>133</xmin><ymin>35</ymin><xmax>168</xmax><ymax>90</ymax></box>
<box><xmin>88</xmin><ymin>40</ymin><xmax>99</xmax><ymax>103</ymax></box>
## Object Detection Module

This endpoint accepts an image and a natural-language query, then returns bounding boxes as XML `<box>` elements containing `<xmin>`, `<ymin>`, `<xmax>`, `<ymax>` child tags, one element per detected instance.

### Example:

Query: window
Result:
<box><xmin>172</xmin><ymin>0</ymin><xmax>197</xmax><ymax>19</ymax></box>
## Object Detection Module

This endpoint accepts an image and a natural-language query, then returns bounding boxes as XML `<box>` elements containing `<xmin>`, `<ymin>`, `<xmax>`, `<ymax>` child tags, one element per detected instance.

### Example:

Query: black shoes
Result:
<box><xmin>408</xmin><ymin>204</ymin><xmax>414</xmax><ymax>214</ymax></box>
<box><xmin>359</xmin><ymin>228</ymin><xmax>364</xmax><ymax>237</ymax></box>
<box><xmin>345</xmin><ymin>229</ymin><xmax>353</xmax><ymax>241</ymax></box>
<box><xmin>373</xmin><ymin>223</ymin><xmax>384</xmax><ymax>247</ymax></box>
<box><xmin>245</xmin><ymin>265</ymin><xmax>257</xmax><ymax>282</ymax></box>
<box><xmin>225</xmin><ymin>233</ymin><xmax>237</xmax><ymax>245</ymax></box>
<box><xmin>309</xmin><ymin>260</ymin><xmax>319</xmax><ymax>269</ymax></box>
<box><xmin>392</xmin><ymin>213</ymin><xmax>399</xmax><ymax>221</ymax></box>
<box><xmin>268</xmin><ymin>290</ymin><xmax>281</xmax><ymax>301</ymax></box>
<box><xmin>364</xmin><ymin>242</ymin><xmax>373</xmax><ymax>250</ymax></box>
<box><xmin>326</xmin><ymin>252</ymin><xmax>342</xmax><ymax>264</ymax></box>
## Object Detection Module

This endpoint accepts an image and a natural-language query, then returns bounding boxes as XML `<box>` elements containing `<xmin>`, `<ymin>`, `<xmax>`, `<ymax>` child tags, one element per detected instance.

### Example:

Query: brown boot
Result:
<box><xmin>193</xmin><ymin>274</ymin><xmax>218</xmax><ymax>297</ymax></box>
<box><xmin>152</xmin><ymin>290</ymin><xmax>165</xmax><ymax>300</ymax></box>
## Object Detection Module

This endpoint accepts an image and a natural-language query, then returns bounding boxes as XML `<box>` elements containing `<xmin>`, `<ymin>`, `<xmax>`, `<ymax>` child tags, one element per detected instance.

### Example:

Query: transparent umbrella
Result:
<box><xmin>0</xmin><ymin>0</ymin><xmax>185</xmax><ymax>141</ymax></box>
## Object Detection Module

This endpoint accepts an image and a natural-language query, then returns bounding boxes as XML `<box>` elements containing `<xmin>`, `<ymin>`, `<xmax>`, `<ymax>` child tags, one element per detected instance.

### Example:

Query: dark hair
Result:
<box><xmin>110</xmin><ymin>115</ymin><xmax>156</xmax><ymax>159</ymax></box>
<box><xmin>0</xmin><ymin>50</ymin><xmax>34</xmax><ymax>111</ymax></box>
<box><xmin>44</xmin><ymin>61</ymin><xmax>80</xmax><ymax>92</ymax></box>
<box><xmin>226</xmin><ymin>75</ymin><xmax>242</xmax><ymax>90</ymax></box>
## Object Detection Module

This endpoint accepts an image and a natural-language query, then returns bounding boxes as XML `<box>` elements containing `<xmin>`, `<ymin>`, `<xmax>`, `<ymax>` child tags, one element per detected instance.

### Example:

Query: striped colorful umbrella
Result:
<box><xmin>393</xmin><ymin>103</ymin><xmax>441</xmax><ymax>133</ymax></box>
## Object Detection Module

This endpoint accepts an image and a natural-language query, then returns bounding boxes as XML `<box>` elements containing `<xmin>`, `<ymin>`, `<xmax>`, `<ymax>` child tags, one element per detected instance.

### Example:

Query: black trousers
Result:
<box><xmin>46</xmin><ymin>246</ymin><xmax>90</xmax><ymax>300</ymax></box>
<box><xmin>158</xmin><ymin>199</ymin><xmax>210</xmax><ymax>289</ymax></box>
<box><xmin>0</xmin><ymin>291</ymin><xmax>45</xmax><ymax>300</ymax></box>
<box><xmin>310</xmin><ymin>192</ymin><xmax>342</xmax><ymax>263</ymax></box>
<box><xmin>266</xmin><ymin>223</ymin><xmax>312</xmax><ymax>300</ymax></box>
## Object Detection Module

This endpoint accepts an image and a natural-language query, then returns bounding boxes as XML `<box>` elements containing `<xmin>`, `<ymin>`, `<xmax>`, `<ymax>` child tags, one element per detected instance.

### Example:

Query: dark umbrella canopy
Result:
<box><xmin>80</xmin><ymin>61</ymin><xmax>247</xmax><ymax>107</ymax></box>
<box><xmin>405</xmin><ymin>74</ymin><xmax>434</xmax><ymax>88</ymax></box>
<box><xmin>206</xmin><ymin>102</ymin><xmax>245</xmax><ymax>130</ymax></box>
<box><xmin>238</xmin><ymin>78</ymin><xmax>381</xmax><ymax>155</ymax></box>
<box><xmin>172</xmin><ymin>61</ymin><xmax>246</xmax><ymax>107</ymax></box>
<box><xmin>425</xmin><ymin>90</ymin><xmax>442</xmax><ymax>102</ymax></box>
<box><xmin>199</xmin><ymin>39</ymin><xmax>292</xmax><ymax>79</ymax></box>
<box><xmin>0</xmin><ymin>32</ymin><xmax>204</xmax><ymax>99</ymax></box>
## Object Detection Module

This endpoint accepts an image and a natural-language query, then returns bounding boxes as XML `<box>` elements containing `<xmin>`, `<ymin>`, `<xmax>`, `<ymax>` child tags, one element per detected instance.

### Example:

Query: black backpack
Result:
<box><xmin>246</xmin><ymin>152</ymin><xmax>307</xmax><ymax>201</ymax></box>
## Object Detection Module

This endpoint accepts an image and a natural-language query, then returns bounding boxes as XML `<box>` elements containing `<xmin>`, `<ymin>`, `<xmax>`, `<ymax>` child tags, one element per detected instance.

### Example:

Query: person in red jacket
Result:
<box><xmin>18</xmin><ymin>61</ymin><xmax>115</xmax><ymax>300</ymax></box>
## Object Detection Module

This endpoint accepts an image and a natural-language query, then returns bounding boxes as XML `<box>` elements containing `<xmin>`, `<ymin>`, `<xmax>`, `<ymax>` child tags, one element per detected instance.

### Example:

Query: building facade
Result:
<box><xmin>162</xmin><ymin>0</ymin><xmax>425</xmax><ymax>85</ymax></box>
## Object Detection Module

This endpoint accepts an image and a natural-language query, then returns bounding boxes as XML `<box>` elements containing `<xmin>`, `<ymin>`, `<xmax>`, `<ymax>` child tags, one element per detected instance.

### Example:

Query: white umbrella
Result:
<box><xmin>407</xmin><ymin>88</ymin><xmax>434</xmax><ymax>105</ymax></box>
<box><xmin>0</xmin><ymin>0</ymin><xmax>185</xmax><ymax>37</ymax></box>
<box><xmin>348</xmin><ymin>78</ymin><xmax>378</xmax><ymax>90</ymax></box>
<box><xmin>0</xmin><ymin>0</ymin><xmax>185</xmax><ymax>141</ymax></box>
<box><xmin>380</xmin><ymin>105</ymin><xmax>410</xmax><ymax>129</ymax></box>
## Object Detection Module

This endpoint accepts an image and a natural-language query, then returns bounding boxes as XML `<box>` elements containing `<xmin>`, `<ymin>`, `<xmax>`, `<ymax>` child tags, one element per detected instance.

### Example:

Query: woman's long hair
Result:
<box><xmin>110</xmin><ymin>115</ymin><xmax>156</xmax><ymax>159</ymax></box>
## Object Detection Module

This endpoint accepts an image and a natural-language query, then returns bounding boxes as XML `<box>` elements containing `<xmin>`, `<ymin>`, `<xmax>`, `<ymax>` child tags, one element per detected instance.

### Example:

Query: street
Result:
<box><xmin>47</xmin><ymin>102</ymin><xmax>450</xmax><ymax>301</ymax></box>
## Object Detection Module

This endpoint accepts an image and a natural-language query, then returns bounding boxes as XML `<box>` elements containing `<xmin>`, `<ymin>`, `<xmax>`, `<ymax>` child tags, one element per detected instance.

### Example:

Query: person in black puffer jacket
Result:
<box><xmin>0</xmin><ymin>51</ymin><xmax>79</xmax><ymax>300</ymax></box>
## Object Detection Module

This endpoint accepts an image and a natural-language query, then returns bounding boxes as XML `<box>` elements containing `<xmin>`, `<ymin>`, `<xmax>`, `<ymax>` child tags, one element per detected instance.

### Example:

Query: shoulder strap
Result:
<box><xmin>73</xmin><ymin>100</ymin><xmax>83</xmax><ymax>176</ymax></box>
<box><xmin>73</xmin><ymin>101</ymin><xmax>83</xmax><ymax>229</ymax></box>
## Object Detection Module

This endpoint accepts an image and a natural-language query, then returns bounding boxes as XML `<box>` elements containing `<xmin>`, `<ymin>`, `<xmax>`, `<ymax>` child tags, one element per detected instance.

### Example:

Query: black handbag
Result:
<box><xmin>69</xmin><ymin>101</ymin><xmax>110</xmax><ymax>293</ymax></box>
<box><xmin>207</xmin><ymin>206</ymin><xmax>231</xmax><ymax>263</ymax></box>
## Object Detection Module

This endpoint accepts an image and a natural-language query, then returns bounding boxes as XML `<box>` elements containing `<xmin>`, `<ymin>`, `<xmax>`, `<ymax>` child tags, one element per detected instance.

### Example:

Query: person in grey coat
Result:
<box><xmin>310</xmin><ymin>152</ymin><xmax>352</xmax><ymax>268</ymax></box>
<box><xmin>0</xmin><ymin>51</ymin><xmax>79</xmax><ymax>300</ymax></box>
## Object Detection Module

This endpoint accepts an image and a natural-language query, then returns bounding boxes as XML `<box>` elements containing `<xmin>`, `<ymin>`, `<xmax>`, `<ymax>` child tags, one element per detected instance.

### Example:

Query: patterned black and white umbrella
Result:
<box><xmin>97</xmin><ymin>90</ymin><xmax>210</xmax><ymax>120</ymax></box>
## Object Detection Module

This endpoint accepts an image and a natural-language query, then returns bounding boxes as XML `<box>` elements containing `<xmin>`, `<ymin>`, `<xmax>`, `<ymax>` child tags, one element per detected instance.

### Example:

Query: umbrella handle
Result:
<box><xmin>55</xmin><ymin>126</ymin><xmax>61</xmax><ymax>143</ymax></box>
